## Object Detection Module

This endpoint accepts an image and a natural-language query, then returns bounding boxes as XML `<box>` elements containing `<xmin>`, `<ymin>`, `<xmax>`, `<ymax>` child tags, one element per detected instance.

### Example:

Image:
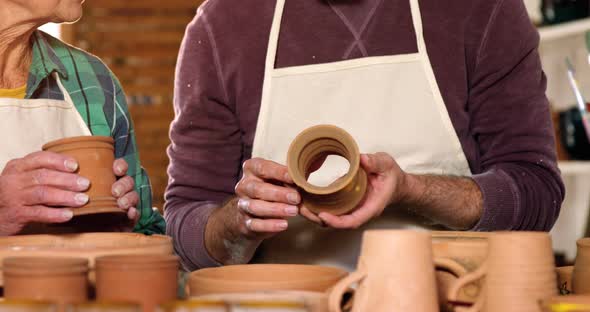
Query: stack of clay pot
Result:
<box><xmin>573</xmin><ymin>238</ymin><xmax>590</xmax><ymax>295</ymax></box>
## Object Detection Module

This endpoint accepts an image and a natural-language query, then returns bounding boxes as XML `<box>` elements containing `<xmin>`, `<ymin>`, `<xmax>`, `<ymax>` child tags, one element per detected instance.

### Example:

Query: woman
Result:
<box><xmin>166</xmin><ymin>0</ymin><xmax>564</xmax><ymax>271</ymax></box>
<box><xmin>0</xmin><ymin>0</ymin><xmax>165</xmax><ymax>234</ymax></box>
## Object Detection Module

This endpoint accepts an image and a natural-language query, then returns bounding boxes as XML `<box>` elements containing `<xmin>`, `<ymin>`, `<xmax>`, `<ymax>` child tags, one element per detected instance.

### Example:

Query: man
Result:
<box><xmin>166</xmin><ymin>0</ymin><xmax>565</xmax><ymax>270</ymax></box>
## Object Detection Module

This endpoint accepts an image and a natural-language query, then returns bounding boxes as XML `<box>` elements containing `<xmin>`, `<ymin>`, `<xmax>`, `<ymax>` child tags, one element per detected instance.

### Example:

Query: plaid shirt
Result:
<box><xmin>26</xmin><ymin>31</ymin><xmax>165</xmax><ymax>235</ymax></box>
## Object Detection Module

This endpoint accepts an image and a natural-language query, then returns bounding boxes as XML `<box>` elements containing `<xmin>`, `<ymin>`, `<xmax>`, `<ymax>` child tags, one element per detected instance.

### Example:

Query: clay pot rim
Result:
<box><xmin>96</xmin><ymin>254</ymin><xmax>179</xmax><ymax>269</ymax></box>
<box><xmin>70</xmin><ymin>301</ymin><xmax>141</xmax><ymax>308</ymax></box>
<box><xmin>191</xmin><ymin>264</ymin><xmax>346</xmax><ymax>283</ymax></box>
<box><xmin>0</xmin><ymin>299</ymin><xmax>56</xmax><ymax>307</ymax></box>
<box><xmin>578</xmin><ymin>237</ymin><xmax>590</xmax><ymax>247</ymax></box>
<box><xmin>4</xmin><ymin>256</ymin><xmax>88</xmax><ymax>268</ymax></box>
<box><xmin>42</xmin><ymin>135</ymin><xmax>114</xmax><ymax>151</ymax></box>
<box><xmin>159</xmin><ymin>300</ymin><xmax>227</xmax><ymax>309</ymax></box>
<box><xmin>287</xmin><ymin>125</ymin><xmax>360</xmax><ymax>195</ymax></box>
<box><xmin>490</xmin><ymin>231</ymin><xmax>550</xmax><ymax>239</ymax></box>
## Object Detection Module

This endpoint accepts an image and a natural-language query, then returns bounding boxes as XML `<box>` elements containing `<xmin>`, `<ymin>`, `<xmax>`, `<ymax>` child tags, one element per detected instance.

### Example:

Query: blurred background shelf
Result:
<box><xmin>539</xmin><ymin>18</ymin><xmax>590</xmax><ymax>42</ymax></box>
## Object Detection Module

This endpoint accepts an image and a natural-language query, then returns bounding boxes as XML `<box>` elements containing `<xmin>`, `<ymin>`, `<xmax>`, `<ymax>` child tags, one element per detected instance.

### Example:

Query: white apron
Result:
<box><xmin>0</xmin><ymin>73</ymin><xmax>91</xmax><ymax>172</ymax></box>
<box><xmin>251</xmin><ymin>0</ymin><xmax>472</xmax><ymax>271</ymax></box>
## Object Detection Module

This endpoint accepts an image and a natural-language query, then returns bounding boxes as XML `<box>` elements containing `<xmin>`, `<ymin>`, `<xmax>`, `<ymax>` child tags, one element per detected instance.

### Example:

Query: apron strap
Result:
<box><xmin>409</xmin><ymin>0</ymin><xmax>428</xmax><ymax>56</ymax></box>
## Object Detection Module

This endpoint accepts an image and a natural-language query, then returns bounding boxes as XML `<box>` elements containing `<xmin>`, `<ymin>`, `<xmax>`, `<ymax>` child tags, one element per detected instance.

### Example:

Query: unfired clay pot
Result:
<box><xmin>539</xmin><ymin>295</ymin><xmax>590</xmax><ymax>312</ymax></box>
<box><xmin>95</xmin><ymin>254</ymin><xmax>179</xmax><ymax>312</ymax></box>
<box><xmin>0</xmin><ymin>233</ymin><xmax>173</xmax><ymax>286</ymax></box>
<box><xmin>3</xmin><ymin>257</ymin><xmax>89</xmax><ymax>308</ymax></box>
<box><xmin>156</xmin><ymin>300</ymin><xmax>228</xmax><ymax>312</ymax></box>
<box><xmin>65</xmin><ymin>302</ymin><xmax>141</xmax><ymax>312</ymax></box>
<box><xmin>431</xmin><ymin>231</ymin><xmax>489</xmax><ymax>309</ymax></box>
<box><xmin>329</xmin><ymin>230</ymin><xmax>439</xmax><ymax>312</ymax></box>
<box><xmin>557</xmin><ymin>266</ymin><xmax>574</xmax><ymax>294</ymax></box>
<box><xmin>574</xmin><ymin>238</ymin><xmax>590</xmax><ymax>294</ymax></box>
<box><xmin>189</xmin><ymin>264</ymin><xmax>347</xmax><ymax>297</ymax></box>
<box><xmin>0</xmin><ymin>299</ymin><xmax>57</xmax><ymax>312</ymax></box>
<box><xmin>448</xmin><ymin>232</ymin><xmax>557</xmax><ymax>312</ymax></box>
<box><xmin>192</xmin><ymin>291</ymin><xmax>329</xmax><ymax>312</ymax></box>
<box><xmin>42</xmin><ymin>136</ymin><xmax>121</xmax><ymax>217</ymax></box>
<box><xmin>286</xmin><ymin>125</ymin><xmax>367</xmax><ymax>216</ymax></box>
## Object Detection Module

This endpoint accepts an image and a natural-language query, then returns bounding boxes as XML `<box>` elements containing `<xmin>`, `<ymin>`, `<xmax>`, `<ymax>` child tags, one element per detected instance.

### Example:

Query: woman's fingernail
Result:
<box><xmin>237</xmin><ymin>199</ymin><xmax>250</xmax><ymax>213</ymax></box>
<box><xmin>77</xmin><ymin>177</ymin><xmax>90</xmax><ymax>189</ymax></box>
<box><xmin>277</xmin><ymin>221</ymin><xmax>288</xmax><ymax>230</ymax></box>
<box><xmin>287</xmin><ymin>193</ymin><xmax>299</xmax><ymax>205</ymax></box>
<box><xmin>65</xmin><ymin>160</ymin><xmax>78</xmax><ymax>171</ymax></box>
<box><xmin>75</xmin><ymin>193</ymin><xmax>89</xmax><ymax>205</ymax></box>
<box><xmin>284</xmin><ymin>172</ymin><xmax>291</xmax><ymax>182</ymax></box>
<box><xmin>113</xmin><ymin>186</ymin><xmax>122</xmax><ymax>197</ymax></box>
<box><xmin>285</xmin><ymin>206</ymin><xmax>298</xmax><ymax>216</ymax></box>
<box><xmin>118</xmin><ymin>197</ymin><xmax>129</xmax><ymax>208</ymax></box>
<box><xmin>116</xmin><ymin>165</ymin><xmax>125</xmax><ymax>175</ymax></box>
<box><xmin>245</xmin><ymin>218</ymin><xmax>253</xmax><ymax>230</ymax></box>
<box><xmin>128</xmin><ymin>207</ymin><xmax>137</xmax><ymax>219</ymax></box>
<box><xmin>62</xmin><ymin>209</ymin><xmax>73</xmax><ymax>220</ymax></box>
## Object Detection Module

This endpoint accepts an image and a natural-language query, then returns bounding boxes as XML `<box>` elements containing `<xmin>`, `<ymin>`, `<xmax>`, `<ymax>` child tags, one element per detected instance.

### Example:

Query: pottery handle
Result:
<box><xmin>435</xmin><ymin>258</ymin><xmax>468</xmax><ymax>277</ymax></box>
<box><xmin>447</xmin><ymin>262</ymin><xmax>487</xmax><ymax>312</ymax></box>
<box><xmin>328</xmin><ymin>270</ymin><xmax>367</xmax><ymax>312</ymax></box>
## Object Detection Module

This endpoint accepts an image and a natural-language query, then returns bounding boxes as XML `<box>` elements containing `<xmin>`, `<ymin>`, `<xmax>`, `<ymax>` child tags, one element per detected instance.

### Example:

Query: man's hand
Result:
<box><xmin>316</xmin><ymin>153</ymin><xmax>407</xmax><ymax>229</ymax></box>
<box><xmin>0</xmin><ymin>151</ymin><xmax>90</xmax><ymax>235</ymax></box>
<box><xmin>111</xmin><ymin>159</ymin><xmax>140</xmax><ymax>222</ymax></box>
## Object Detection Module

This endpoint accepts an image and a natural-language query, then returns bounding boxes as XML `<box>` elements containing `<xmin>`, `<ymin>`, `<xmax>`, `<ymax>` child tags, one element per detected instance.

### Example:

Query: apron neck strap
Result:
<box><xmin>52</xmin><ymin>72</ymin><xmax>76</xmax><ymax>107</ymax></box>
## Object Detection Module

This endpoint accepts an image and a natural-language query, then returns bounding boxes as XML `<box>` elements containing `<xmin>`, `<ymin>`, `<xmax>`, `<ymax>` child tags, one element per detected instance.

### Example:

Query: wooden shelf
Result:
<box><xmin>539</xmin><ymin>18</ymin><xmax>590</xmax><ymax>42</ymax></box>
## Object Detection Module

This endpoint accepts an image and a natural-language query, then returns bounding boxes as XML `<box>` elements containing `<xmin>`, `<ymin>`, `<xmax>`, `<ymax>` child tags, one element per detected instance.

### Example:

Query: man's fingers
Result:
<box><xmin>117</xmin><ymin>191</ymin><xmax>139</xmax><ymax>211</ymax></box>
<box><xmin>236</xmin><ymin>178</ymin><xmax>300</xmax><ymax>205</ymax></box>
<box><xmin>243</xmin><ymin>158</ymin><xmax>293</xmax><ymax>184</ymax></box>
<box><xmin>300</xmin><ymin>206</ymin><xmax>324</xmax><ymax>225</ymax></box>
<box><xmin>23</xmin><ymin>169</ymin><xmax>89</xmax><ymax>192</ymax></box>
<box><xmin>318</xmin><ymin>204</ymin><xmax>375</xmax><ymax>229</ymax></box>
<box><xmin>113</xmin><ymin>159</ymin><xmax>129</xmax><ymax>177</ymax></box>
<box><xmin>112</xmin><ymin>176</ymin><xmax>135</xmax><ymax>198</ymax></box>
<box><xmin>23</xmin><ymin>186</ymin><xmax>89</xmax><ymax>207</ymax></box>
<box><xmin>19</xmin><ymin>206</ymin><xmax>74</xmax><ymax>224</ymax></box>
<box><xmin>237</xmin><ymin>198</ymin><xmax>298</xmax><ymax>218</ymax></box>
<box><xmin>244</xmin><ymin>218</ymin><xmax>289</xmax><ymax>233</ymax></box>
<box><xmin>361</xmin><ymin>153</ymin><xmax>394</xmax><ymax>174</ymax></box>
<box><xmin>4</xmin><ymin>151</ymin><xmax>78</xmax><ymax>174</ymax></box>
<box><xmin>127</xmin><ymin>207</ymin><xmax>139</xmax><ymax>222</ymax></box>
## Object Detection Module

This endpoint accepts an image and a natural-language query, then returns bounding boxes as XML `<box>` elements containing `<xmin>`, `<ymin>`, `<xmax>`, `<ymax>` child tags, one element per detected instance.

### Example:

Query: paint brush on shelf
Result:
<box><xmin>565</xmin><ymin>57</ymin><xmax>590</xmax><ymax>140</ymax></box>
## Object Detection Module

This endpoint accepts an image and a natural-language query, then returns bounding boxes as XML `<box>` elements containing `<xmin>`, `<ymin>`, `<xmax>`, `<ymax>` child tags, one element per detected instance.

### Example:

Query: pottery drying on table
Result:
<box><xmin>574</xmin><ymin>238</ymin><xmax>590</xmax><ymax>294</ymax></box>
<box><xmin>0</xmin><ymin>233</ymin><xmax>172</xmax><ymax>285</ymax></box>
<box><xmin>189</xmin><ymin>264</ymin><xmax>347</xmax><ymax>297</ymax></box>
<box><xmin>3</xmin><ymin>257</ymin><xmax>88</xmax><ymax>308</ymax></box>
<box><xmin>556</xmin><ymin>266</ymin><xmax>574</xmax><ymax>294</ymax></box>
<box><xmin>0</xmin><ymin>299</ymin><xmax>57</xmax><ymax>312</ymax></box>
<box><xmin>157</xmin><ymin>300</ymin><xmax>228</xmax><ymax>312</ymax></box>
<box><xmin>66</xmin><ymin>302</ymin><xmax>141</xmax><ymax>312</ymax></box>
<box><xmin>286</xmin><ymin>125</ymin><xmax>367</xmax><ymax>216</ymax></box>
<box><xmin>448</xmin><ymin>231</ymin><xmax>557</xmax><ymax>312</ymax></box>
<box><xmin>42</xmin><ymin>136</ymin><xmax>121</xmax><ymax>217</ymax></box>
<box><xmin>183</xmin><ymin>291</ymin><xmax>328</xmax><ymax>312</ymax></box>
<box><xmin>431</xmin><ymin>231</ymin><xmax>489</xmax><ymax>309</ymax></box>
<box><xmin>95</xmin><ymin>254</ymin><xmax>179</xmax><ymax>312</ymax></box>
<box><xmin>329</xmin><ymin>230</ymin><xmax>439</xmax><ymax>312</ymax></box>
<box><xmin>540</xmin><ymin>295</ymin><xmax>590</xmax><ymax>312</ymax></box>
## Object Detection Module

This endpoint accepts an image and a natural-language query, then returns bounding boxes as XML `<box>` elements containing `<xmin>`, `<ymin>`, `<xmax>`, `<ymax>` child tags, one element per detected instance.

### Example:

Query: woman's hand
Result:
<box><xmin>111</xmin><ymin>159</ymin><xmax>140</xmax><ymax>222</ymax></box>
<box><xmin>316</xmin><ymin>152</ymin><xmax>408</xmax><ymax>229</ymax></box>
<box><xmin>0</xmin><ymin>151</ymin><xmax>90</xmax><ymax>235</ymax></box>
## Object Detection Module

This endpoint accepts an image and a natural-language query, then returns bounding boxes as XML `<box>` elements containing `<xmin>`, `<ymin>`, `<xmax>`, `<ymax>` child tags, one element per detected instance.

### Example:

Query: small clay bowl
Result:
<box><xmin>95</xmin><ymin>254</ymin><xmax>179</xmax><ymax>312</ymax></box>
<box><xmin>287</xmin><ymin>125</ymin><xmax>367</xmax><ymax>215</ymax></box>
<box><xmin>3</xmin><ymin>257</ymin><xmax>89</xmax><ymax>307</ymax></box>
<box><xmin>42</xmin><ymin>136</ymin><xmax>122</xmax><ymax>217</ymax></box>
<box><xmin>188</xmin><ymin>264</ymin><xmax>347</xmax><ymax>297</ymax></box>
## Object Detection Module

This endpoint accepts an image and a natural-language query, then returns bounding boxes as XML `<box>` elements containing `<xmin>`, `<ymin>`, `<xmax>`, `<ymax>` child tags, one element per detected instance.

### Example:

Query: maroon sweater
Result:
<box><xmin>166</xmin><ymin>0</ymin><xmax>565</xmax><ymax>271</ymax></box>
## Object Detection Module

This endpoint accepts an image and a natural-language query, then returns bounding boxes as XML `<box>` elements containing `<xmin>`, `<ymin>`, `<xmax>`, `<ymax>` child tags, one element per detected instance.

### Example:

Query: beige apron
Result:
<box><xmin>251</xmin><ymin>0</ymin><xmax>472</xmax><ymax>271</ymax></box>
<box><xmin>0</xmin><ymin>73</ymin><xmax>91</xmax><ymax>172</ymax></box>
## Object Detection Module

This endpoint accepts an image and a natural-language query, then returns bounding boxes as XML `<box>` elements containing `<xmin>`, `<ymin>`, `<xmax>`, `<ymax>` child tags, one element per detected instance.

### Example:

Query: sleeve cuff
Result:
<box><xmin>469</xmin><ymin>169</ymin><xmax>519</xmax><ymax>231</ymax></box>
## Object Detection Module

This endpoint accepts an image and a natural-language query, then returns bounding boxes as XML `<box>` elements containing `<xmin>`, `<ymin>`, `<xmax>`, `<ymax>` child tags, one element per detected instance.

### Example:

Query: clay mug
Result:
<box><xmin>95</xmin><ymin>254</ymin><xmax>179</xmax><ymax>312</ymax></box>
<box><xmin>65</xmin><ymin>302</ymin><xmax>141</xmax><ymax>312</ymax></box>
<box><xmin>42</xmin><ymin>136</ymin><xmax>121</xmax><ymax>216</ymax></box>
<box><xmin>0</xmin><ymin>300</ymin><xmax>57</xmax><ymax>312</ymax></box>
<box><xmin>328</xmin><ymin>230</ymin><xmax>439</xmax><ymax>312</ymax></box>
<box><xmin>539</xmin><ymin>295</ymin><xmax>590</xmax><ymax>312</ymax></box>
<box><xmin>573</xmin><ymin>238</ymin><xmax>590</xmax><ymax>294</ymax></box>
<box><xmin>3</xmin><ymin>257</ymin><xmax>89</xmax><ymax>309</ymax></box>
<box><xmin>448</xmin><ymin>232</ymin><xmax>557</xmax><ymax>312</ymax></box>
<box><xmin>557</xmin><ymin>266</ymin><xmax>574</xmax><ymax>294</ymax></box>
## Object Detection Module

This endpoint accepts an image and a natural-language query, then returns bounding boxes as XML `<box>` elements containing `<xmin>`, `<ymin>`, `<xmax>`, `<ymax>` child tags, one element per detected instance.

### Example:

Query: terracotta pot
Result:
<box><xmin>449</xmin><ymin>232</ymin><xmax>557</xmax><ymax>312</ymax></box>
<box><xmin>95</xmin><ymin>254</ymin><xmax>179</xmax><ymax>312</ymax></box>
<box><xmin>0</xmin><ymin>233</ymin><xmax>173</xmax><ymax>286</ymax></box>
<box><xmin>189</xmin><ymin>264</ymin><xmax>346</xmax><ymax>297</ymax></box>
<box><xmin>286</xmin><ymin>125</ymin><xmax>367</xmax><ymax>216</ymax></box>
<box><xmin>574</xmin><ymin>238</ymin><xmax>590</xmax><ymax>294</ymax></box>
<box><xmin>3</xmin><ymin>257</ymin><xmax>89</xmax><ymax>309</ymax></box>
<box><xmin>557</xmin><ymin>266</ymin><xmax>574</xmax><ymax>294</ymax></box>
<box><xmin>540</xmin><ymin>295</ymin><xmax>590</xmax><ymax>312</ymax></box>
<box><xmin>156</xmin><ymin>300</ymin><xmax>227</xmax><ymax>312</ymax></box>
<box><xmin>431</xmin><ymin>231</ymin><xmax>489</xmax><ymax>310</ymax></box>
<box><xmin>329</xmin><ymin>230</ymin><xmax>439</xmax><ymax>312</ymax></box>
<box><xmin>65</xmin><ymin>302</ymin><xmax>141</xmax><ymax>312</ymax></box>
<box><xmin>0</xmin><ymin>299</ymin><xmax>57</xmax><ymax>312</ymax></box>
<box><xmin>192</xmin><ymin>291</ymin><xmax>328</xmax><ymax>312</ymax></box>
<box><xmin>42</xmin><ymin>136</ymin><xmax>121</xmax><ymax>217</ymax></box>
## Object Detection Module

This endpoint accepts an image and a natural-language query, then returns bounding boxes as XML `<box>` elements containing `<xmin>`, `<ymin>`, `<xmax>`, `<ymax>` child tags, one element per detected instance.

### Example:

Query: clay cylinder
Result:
<box><xmin>287</xmin><ymin>125</ymin><xmax>367</xmax><ymax>215</ymax></box>
<box><xmin>573</xmin><ymin>238</ymin><xmax>590</xmax><ymax>294</ymax></box>
<box><xmin>42</xmin><ymin>136</ymin><xmax>120</xmax><ymax>216</ymax></box>
<box><xmin>95</xmin><ymin>255</ymin><xmax>179</xmax><ymax>312</ymax></box>
<box><xmin>3</xmin><ymin>257</ymin><xmax>89</xmax><ymax>307</ymax></box>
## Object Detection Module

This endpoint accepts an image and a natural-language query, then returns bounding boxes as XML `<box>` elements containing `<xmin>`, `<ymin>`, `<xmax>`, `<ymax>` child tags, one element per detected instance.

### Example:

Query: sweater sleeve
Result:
<box><xmin>468</xmin><ymin>0</ymin><xmax>565</xmax><ymax>231</ymax></box>
<box><xmin>165</xmin><ymin>7</ymin><xmax>242</xmax><ymax>271</ymax></box>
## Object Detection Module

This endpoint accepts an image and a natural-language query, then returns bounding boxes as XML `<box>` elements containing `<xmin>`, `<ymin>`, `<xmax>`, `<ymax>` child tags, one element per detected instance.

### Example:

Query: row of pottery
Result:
<box><xmin>2</xmin><ymin>254</ymin><xmax>179</xmax><ymax>312</ymax></box>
